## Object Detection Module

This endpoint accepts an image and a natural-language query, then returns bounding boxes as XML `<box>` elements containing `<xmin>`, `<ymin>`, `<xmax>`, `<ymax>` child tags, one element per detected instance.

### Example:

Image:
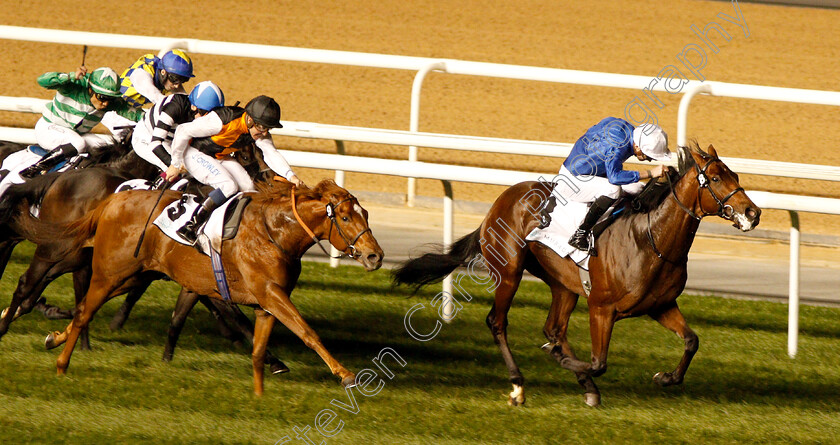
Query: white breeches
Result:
<box><xmin>553</xmin><ymin>165</ymin><xmax>644</xmax><ymax>203</ymax></box>
<box><xmin>131</xmin><ymin>123</ymin><xmax>169</xmax><ymax>171</ymax></box>
<box><xmin>34</xmin><ymin>118</ymin><xmax>108</xmax><ymax>153</ymax></box>
<box><xmin>183</xmin><ymin>148</ymin><xmax>254</xmax><ymax>198</ymax></box>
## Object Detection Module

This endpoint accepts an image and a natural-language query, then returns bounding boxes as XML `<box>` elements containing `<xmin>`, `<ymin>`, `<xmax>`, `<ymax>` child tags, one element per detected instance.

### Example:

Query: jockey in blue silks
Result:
<box><xmin>559</xmin><ymin>118</ymin><xmax>672</xmax><ymax>253</ymax></box>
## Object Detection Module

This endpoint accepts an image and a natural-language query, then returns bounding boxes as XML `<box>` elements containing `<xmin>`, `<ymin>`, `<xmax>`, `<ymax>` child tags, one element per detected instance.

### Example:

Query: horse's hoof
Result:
<box><xmin>44</xmin><ymin>332</ymin><xmax>59</xmax><ymax>350</ymax></box>
<box><xmin>270</xmin><ymin>362</ymin><xmax>290</xmax><ymax>375</ymax></box>
<box><xmin>584</xmin><ymin>392</ymin><xmax>601</xmax><ymax>407</ymax></box>
<box><xmin>341</xmin><ymin>375</ymin><xmax>357</xmax><ymax>388</ymax></box>
<box><xmin>653</xmin><ymin>371</ymin><xmax>678</xmax><ymax>386</ymax></box>
<box><xmin>540</xmin><ymin>342</ymin><xmax>553</xmax><ymax>352</ymax></box>
<box><xmin>1</xmin><ymin>307</ymin><xmax>8</xmax><ymax>319</ymax></box>
<box><xmin>507</xmin><ymin>384</ymin><xmax>525</xmax><ymax>406</ymax></box>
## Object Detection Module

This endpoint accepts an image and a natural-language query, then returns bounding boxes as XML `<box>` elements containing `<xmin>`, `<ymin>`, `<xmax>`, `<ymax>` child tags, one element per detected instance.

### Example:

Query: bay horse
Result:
<box><xmin>393</xmin><ymin>143</ymin><xmax>760</xmax><ymax>407</ymax></box>
<box><xmin>22</xmin><ymin>179</ymin><xmax>383</xmax><ymax>394</ymax></box>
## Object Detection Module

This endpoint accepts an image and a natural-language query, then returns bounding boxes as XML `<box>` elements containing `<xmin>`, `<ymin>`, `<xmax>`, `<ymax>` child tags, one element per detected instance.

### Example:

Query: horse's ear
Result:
<box><xmin>707</xmin><ymin>144</ymin><xmax>718</xmax><ymax>158</ymax></box>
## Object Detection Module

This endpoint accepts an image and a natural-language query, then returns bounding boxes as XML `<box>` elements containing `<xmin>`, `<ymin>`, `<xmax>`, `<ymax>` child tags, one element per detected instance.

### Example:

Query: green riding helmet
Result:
<box><xmin>88</xmin><ymin>67</ymin><xmax>122</xmax><ymax>97</ymax></box>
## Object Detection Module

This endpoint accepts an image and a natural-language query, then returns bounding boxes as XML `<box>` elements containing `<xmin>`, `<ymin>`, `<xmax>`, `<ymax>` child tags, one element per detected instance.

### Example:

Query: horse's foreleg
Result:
<box><xmin>209</xmin><ymin>299</ymin><xmax>290</xmax><ymax>374</ymax></box>
<box><xmin>649</xmin><ymin>302</ymin><xmax>698</xmax><ymax>387</ymax></box>
<box><xmin>261</xmin><ymin>284</ymin><xmax>355</xmax><ymax>388</ymax></box>
<box><xmin>162</xmin><ymin>288</ymin><xmax>200</xmax><ymax>362</ymax></box>
<box><xmin>199</xmin><ymin>295</ymin><xmax>242</xmax><ymax>345</ymax></box>
<box><xmin>587</xmin><ymin>305</ymin><xmax>616</xmax><ymax>379</ymax></box>
<box><xmin>540</xmin><ymin>284</ymin><xmax>600</xmax><ymax>407</ymax></box>
<box><xmin>72</xmin><ymin>266</ymin><xmax>93</xmax><ymax>351</ymax></box>
<box><xmin>251</xmin><ymin>308</ymin><xmax>275</xmax><ymax>396</ymax></box>
<box><xmin>108</xmin><ymin>281</ymin><xmax>150</xmax><ymax>331</ymax></box>
<box><xmin>486</xmin><ymin>275</ymin><xmax>526</xmax><ymax>406</ymax></box>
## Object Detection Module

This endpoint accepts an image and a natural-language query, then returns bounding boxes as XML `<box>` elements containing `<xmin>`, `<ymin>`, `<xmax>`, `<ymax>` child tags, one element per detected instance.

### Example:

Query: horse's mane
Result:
<box><xmin>251</xmin><ymin>179</ymin><xmax>349</xmax><ymax>205</ymax></box>
<box><xmin>627</xmin><ymin>140</ymin><xmax>710</xmax><ymax>214</ymax></box>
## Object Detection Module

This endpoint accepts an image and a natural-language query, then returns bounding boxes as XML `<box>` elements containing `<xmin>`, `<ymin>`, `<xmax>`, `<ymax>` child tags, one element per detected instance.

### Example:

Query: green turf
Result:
<box><xmin>1</xmin><ymin>241</ymin><xmax>839</xmax><ymax>444</ymax></box>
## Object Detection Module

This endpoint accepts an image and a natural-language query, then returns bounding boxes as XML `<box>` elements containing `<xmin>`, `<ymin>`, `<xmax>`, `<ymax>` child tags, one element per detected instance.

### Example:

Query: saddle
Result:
<box><xmin>153</xmin><ymin>193</ymin><xmax>252</xmax><ymax>254</ymax></box>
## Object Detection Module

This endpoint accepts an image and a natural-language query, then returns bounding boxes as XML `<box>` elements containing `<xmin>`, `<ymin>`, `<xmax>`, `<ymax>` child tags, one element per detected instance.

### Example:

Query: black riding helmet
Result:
<box><xmin>244</xmin><ymin>95</ymin><xmax>283</xmax><ymax>129</ymax></box>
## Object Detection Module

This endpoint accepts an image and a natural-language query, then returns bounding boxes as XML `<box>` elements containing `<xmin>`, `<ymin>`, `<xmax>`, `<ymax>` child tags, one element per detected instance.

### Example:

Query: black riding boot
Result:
<box><xmin>568</xmin><ymin>195</ymin><xmax>616</xmax><ymax>254</ymax></box>
<box><xmin>19</xmin><ymin>144</ymin><xmax>78</xmax><ymax>179</ymax></box>
<box><xmin>176</xmin><ymin>196</ymin><xmax>222</xmax><ymax>245</ymax></box>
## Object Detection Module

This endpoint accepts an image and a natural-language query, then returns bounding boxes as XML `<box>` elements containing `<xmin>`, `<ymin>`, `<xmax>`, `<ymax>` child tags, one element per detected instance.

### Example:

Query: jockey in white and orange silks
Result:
<box><xmin>164</xmin><ymin>95</ymin><xmax>303</xmax><ymax>245</ymax></box>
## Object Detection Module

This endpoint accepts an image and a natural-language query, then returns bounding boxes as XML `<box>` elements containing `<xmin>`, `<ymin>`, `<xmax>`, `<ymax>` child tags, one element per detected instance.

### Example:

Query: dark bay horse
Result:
<box><xmin>23</xmin><ymin>179</ymin><xmax>383</xmax><ymax>394</ymax></box>
<box><xmin>393</xmin><ymin>143</ymin><xmax>760</xmax><ymax>407</ymax></box>
<box><xmin>0</xmin><ymin>138</ymin><xmax>155</xmax><ymax>334</ymax></box>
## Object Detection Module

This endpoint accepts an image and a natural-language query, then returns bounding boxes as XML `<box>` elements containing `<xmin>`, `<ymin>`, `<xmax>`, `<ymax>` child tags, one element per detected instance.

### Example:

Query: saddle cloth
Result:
<box><xmin>153</xmin><ymin>192</ymin><xmax>250</xmax><ymax>255</ymax></box>
<box><xmin>525</xmin><ymin>192</ymin><xmax>592</xmax><ymax>270</ymax></box>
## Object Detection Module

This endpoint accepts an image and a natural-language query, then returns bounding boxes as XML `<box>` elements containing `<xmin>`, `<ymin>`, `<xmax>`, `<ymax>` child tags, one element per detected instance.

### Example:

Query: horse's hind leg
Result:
<box><xmin>649</xmin><ymin>302</ymin><xmax>698</xmax><ymax>387</ymax></box>
<box><xmin>539</xmin><ymin>282</ymin><xmax>600</xmax><ymax>407</ymax></box>
<box><xmin>486</xmin><ymin>271</ymin><xmax>527</xmax><ymax>406</ymax></box>
<box><xmin>0</xmin><ymin>258</ymin><xmax>57</xmax><ymax>338</ymax></box>
<box><xmin>54</xmin><ymin>279</ymin><xmax>119</xmax><ymax>375</ymax></box>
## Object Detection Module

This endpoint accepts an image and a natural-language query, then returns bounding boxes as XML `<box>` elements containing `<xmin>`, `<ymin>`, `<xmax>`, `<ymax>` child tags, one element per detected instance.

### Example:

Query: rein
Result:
<box><xmin>289</xmin><ymin>186</ymin><xmax>371</xmax><ymax>259</ymax></box>
<box><xmin>646</xmin><ymin>155</ymin><xmax>746</xmax><ymax>262</ymax></box>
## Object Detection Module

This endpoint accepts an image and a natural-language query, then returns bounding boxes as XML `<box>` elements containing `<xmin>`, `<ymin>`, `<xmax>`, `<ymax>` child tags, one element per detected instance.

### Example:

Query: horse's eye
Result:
<box><xmin>712</xmin><ymin>176</ymin><xmax>720</xmax><ymax>182</ymax></box>
<box><xmin>342</xmin><ymin>216</ymin><xmax>349</xmax><ymax>222</ymax></box>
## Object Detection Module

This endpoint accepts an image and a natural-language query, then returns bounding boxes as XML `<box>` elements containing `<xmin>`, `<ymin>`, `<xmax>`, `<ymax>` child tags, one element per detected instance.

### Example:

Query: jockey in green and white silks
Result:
<box><xmin>21</xmin><ymin>67</ymin><xmax>142</xmax><ymax>179</ymax></box>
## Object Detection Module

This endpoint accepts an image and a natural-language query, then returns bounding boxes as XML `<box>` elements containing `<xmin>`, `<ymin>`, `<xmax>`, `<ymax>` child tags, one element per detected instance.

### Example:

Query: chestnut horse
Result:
<box><xmin>393</xmin><ymin>144</ymin><xmax>760</xmax><ymax>407</ymax></box>
<box><xmin>22</xmin><ymin>179</ymin><xmax>383</xmax><ymax>394</ymax></box>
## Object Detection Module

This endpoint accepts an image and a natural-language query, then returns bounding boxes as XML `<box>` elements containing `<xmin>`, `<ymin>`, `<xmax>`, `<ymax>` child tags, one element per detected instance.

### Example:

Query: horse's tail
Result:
<box><xmin>392</xmin><ymin>228</ymin><xmax>482</xmax><ymax>290</ymax></box>
<box><xmin>12</xmin><ymin>197</ymin><xmax>106</xmax><ymax>261</ymax></box>
<box><xmin>0</xmin><ymin>172</ymin><xmax>63</xmax><ymax>225</ymax></box>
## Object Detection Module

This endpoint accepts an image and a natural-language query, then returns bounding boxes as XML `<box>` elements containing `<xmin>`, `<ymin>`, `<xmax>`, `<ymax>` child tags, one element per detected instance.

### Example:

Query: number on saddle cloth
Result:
<box><xmin>153</xmin><ymin>193</ymin><xmax>251</xmax><ymax>248</ymax></box>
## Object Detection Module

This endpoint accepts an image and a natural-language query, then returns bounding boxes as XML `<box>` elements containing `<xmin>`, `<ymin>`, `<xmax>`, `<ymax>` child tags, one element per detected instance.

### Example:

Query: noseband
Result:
<box><xmin>290</xmin><ymin>189</ymin><xmax>371</xmax><ymax>259</ymax></box>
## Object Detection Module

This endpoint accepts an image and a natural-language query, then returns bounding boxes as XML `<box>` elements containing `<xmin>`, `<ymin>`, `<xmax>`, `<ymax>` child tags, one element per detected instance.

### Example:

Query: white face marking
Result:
<box><xmin>353</xmin><ymin>204</ymin><xmax>362</xmax><ymax>214</ymax></box>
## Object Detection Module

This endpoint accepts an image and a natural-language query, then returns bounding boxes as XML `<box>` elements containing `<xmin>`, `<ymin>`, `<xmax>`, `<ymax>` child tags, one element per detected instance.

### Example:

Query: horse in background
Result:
<box><xmin>393</xmin><ymin>143</ymin><xmax>760</xmax><ymax>407</ymax></box>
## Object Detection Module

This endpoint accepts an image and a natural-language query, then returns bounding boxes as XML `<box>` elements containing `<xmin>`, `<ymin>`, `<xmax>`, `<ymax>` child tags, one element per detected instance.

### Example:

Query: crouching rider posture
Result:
<box><xmin>132</xmin><ymin>81</ymin><xmax>225</xmax><ymax>188</ymax></box>
<box><xmin>164</xmin><ymin>95</ymin><xmax>303</xmax><ymax>244</ymax></box>
<box><xmin>20</xmin><ymin>67</ymin><xmax>142</xmax><ymax>179</ymax></box>
<box><xmin>563</xmin><ymin>118</ymin><xmax>672</xmax><ymax>254</ymax></box>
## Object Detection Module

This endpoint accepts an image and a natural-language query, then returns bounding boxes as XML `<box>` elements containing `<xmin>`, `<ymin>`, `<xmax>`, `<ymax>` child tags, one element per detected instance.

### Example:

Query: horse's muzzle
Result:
<box><xmin>360</xmin><ymin>251</ymin><xmax>383</xmax><ymax>271</ymax></box>
<box><xmin>732</xmin><ymin>205</ymin><xmax>761</xmax><ymax>231</ymax></box>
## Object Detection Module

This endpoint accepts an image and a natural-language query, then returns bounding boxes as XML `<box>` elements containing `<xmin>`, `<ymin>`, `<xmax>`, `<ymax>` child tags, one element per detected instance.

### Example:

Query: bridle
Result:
<box><xmin>646</xmin><ymin>155</ymin><xmax>746</xmax><ymax>262</ymax></box>
<box><xmin>290</xmin><ymin>188</ymin><xmax>371</xmax><ymax>259</ymax></box>
<box><xmin>667</xmin><ymin>156</ymin><xmax>746</xmax><ymax>221</ymax></box>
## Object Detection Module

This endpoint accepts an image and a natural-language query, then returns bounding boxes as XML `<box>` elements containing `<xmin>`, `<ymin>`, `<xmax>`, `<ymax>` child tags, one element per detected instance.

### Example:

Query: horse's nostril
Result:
<box><xmin>367</xmin><ymin>253</ymin><xmax>382</xmax><ymax>264</ymax></box>
<box><xmin>746</xmin><ymin>207</ymin><xmax>760</xmax><ymax>219</ymax></box>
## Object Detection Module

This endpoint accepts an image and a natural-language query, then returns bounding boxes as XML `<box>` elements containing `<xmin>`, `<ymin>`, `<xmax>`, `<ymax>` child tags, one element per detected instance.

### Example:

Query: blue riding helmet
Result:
<box><xmin>188</xmin><ymin>81</ymin><xmax>225</xmax><ymax>112</ymax></box>
<box><xmin>160</xmin><ymin>49</ymin><xmax>195</xmax><ymax>78</ymax></box>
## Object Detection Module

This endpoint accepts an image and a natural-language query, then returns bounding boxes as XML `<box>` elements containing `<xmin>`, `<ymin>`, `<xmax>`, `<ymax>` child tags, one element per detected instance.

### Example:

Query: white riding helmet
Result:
<box><xmin>632</xmin><ymin>124</ymin><xmax>671</xmax><ymax>161</ymax></box>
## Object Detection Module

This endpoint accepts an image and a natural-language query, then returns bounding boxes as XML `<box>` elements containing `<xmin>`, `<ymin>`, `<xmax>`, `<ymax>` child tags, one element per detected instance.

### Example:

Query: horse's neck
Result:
<box><xmin>259</xmin><ymin>197</ymin><xmax>327</xmax><ymax>257</ymax></box>
<box><xmin>646</xmin><ymin>178</ymin><xmax>702</xmax><ymax>262</ymax></box>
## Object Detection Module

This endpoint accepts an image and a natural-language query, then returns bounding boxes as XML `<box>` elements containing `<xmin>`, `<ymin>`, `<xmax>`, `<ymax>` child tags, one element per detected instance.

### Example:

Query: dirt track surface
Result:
<box><xmin>1</xmin><ymin>0</ymin><xmax>838</xmax><ymax>235</ymax></box>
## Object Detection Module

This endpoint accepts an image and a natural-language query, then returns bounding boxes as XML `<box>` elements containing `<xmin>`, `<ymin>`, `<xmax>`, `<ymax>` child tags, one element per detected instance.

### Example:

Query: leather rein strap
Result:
<box><xmin>289</xmin><ymin>185</ymin><xmax>370</xmax><ymax>259</ymax></box>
